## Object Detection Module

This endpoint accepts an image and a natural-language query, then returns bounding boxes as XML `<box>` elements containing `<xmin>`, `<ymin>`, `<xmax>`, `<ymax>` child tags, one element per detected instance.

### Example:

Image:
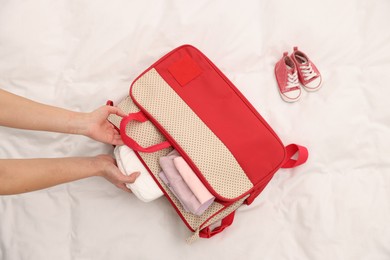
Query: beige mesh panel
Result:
<box><xmin>200</xmin><ymin>195</ymin><xmax>248</xmax><ymax>230</ymax></box>
<box><xmin>131</xmin><ymin>68</ymin><xmax>253</xmax><ymax>199</ymax></box>
<box><xmin>139</xmin><ymin>148</ymin><xmax>226</xmax><ymax>231</ymax></box>
<box><xmin>186</xmin><ymin>195</ymin><xmax>249</xmax><ymax>244</ymax></box>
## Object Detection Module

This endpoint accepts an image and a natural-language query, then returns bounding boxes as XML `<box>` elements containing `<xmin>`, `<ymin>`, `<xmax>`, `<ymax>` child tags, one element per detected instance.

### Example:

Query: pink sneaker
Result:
<box><xmin>274</xmin><ymin>52</ymin><xmax>302</xmax><ymax>102</ymax></box>
<box><xmin>291</xmin><ymin>47</ymin><xmax>322</xmax><ymax>92</ymax></box>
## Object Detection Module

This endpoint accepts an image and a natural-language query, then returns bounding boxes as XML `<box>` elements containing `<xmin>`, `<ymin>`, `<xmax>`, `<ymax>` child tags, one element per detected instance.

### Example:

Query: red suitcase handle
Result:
<box><xmin>120</xmin><ymin>111</ymin><xmax>171</xmax><ymax>153</ymax></box>
<box><xmin>199</xmin><ymin>211</ymin><xmax>236</xmax><ymax>238</ymax></box>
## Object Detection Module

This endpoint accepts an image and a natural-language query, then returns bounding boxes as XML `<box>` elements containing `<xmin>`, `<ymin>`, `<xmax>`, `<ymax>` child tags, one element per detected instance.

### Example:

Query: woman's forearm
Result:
<box><xmin>0</xmin><ymin>155</ymin><xmax>140</xmax><ymax>195</ymax></box>
<box><xmin>0</xmin><ymin>89</ymin><xmax>84</xmax><ymax>134</ymax></box>
<box><xmin>0</xmin><ymin>89</ymin><xmax>126</xmax><ymax>145</ymax></box>
<box><xmin>0</xmin><ymin>157</ymin><xmax>103</xmax><ymax>195</ymax></box>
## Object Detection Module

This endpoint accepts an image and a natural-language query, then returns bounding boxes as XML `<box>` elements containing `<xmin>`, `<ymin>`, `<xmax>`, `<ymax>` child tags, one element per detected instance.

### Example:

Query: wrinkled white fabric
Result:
<box><xmin>1</xmin><ymin>0</ymin><xmax>390</xmax><ymax>259</ymax></box>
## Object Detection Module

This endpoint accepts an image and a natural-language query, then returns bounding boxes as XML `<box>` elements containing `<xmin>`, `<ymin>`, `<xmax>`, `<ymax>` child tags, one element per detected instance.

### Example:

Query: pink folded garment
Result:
<box><xmin>159</xmin><ymin>150</ymin><xmax>202</xmax><ymax>215</ymax></box>
<box><xmin>173</xmin><ymin>156</ymin><xmax>215</xmax><ymax>211</ymax></box>
<box><xmin>158</xmin><ymin>171</ymin><xmax>190</xmax><ymax>212</ymax></box>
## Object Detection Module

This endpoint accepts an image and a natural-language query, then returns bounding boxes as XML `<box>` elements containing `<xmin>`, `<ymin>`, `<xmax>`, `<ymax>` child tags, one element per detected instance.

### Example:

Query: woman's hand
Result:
<box><xmin>76</xmin><ymin>105</ymin><xmax>127</xmax><ymax>145</ymax></box>
<box><xmin>94</xmin><ymin>155</ymin><xmax>140</xmax><ymax>193</ymax></box>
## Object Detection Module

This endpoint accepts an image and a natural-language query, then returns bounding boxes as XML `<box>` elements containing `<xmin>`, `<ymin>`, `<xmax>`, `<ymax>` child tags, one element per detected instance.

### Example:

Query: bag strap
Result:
<box><xmin>199</xmin><ymin>211</ymin><xmax>235</xmax><ymax>239</ymax></box>
<box><xmin>281</xmin><ymin>144</ymin><xmax>308</xmax><ymax>168</ymax></box>
<box><xmin>119</xmin><ymin>111</ymin><xmax>171</xmax><ymax>153</ymax></box>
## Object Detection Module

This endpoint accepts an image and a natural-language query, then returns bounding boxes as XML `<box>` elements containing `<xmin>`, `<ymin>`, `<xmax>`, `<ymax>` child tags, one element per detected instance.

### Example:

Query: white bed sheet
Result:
<box><xmin>1</xmin><ymin>0</ymin><xmax>390</xmax><ymax>259</ymax></box>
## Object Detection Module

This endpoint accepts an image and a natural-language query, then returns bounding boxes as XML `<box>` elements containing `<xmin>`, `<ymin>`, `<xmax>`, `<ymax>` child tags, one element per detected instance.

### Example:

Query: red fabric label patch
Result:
<box><xmin>168</xmin><ymin>53</ymin><xmax>202</xmax><ymax>86</ymax></box>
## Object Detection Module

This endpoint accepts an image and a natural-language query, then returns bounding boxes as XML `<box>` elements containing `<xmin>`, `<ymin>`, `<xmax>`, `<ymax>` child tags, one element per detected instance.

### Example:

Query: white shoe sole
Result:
<box><xmin>280</xmin><ymin>91</ymin><xmax>301</xmax><ymax>102</ymax></box>
<box><xmin>302</xmin><ymin>78</ymin><xmax>322</xmax><ymax>92</ymax></box>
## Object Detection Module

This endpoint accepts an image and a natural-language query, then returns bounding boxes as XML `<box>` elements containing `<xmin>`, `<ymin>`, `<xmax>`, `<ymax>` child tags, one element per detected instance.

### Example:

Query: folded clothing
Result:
<box><xmin>159</xmin><ymin>150</ymin><xmax>215</xmax><ymax>215</ymax></box>
<box><xmin>114</xmin><ymin>145</ymin><xmax>163</xmax><ymax>202</ymax></box>
<box><xmin>159</xmin><ymin>150</ymin><xmax>200</xmax><ymax>214</ymax></box>
<box><xmin>173</xmin><ymin>156</ymin><xmax>214</xmax><ymax>208</ymax></box>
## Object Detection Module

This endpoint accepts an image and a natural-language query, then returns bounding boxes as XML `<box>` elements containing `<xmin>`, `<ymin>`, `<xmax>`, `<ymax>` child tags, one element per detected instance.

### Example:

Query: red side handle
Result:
<box><xmin>199</xmin><ymin>211</ymin><xmax>235</xmax><ymax>239</ymax></box>
<box><xmin>281</xmin><ymin>144</ymin><xmax>308</xmax><ymax>168</ymax></box>
<box><xmin>119</xmin><ymin>111</ymin><xmax>171</xmax><ymax>153</ymax></box>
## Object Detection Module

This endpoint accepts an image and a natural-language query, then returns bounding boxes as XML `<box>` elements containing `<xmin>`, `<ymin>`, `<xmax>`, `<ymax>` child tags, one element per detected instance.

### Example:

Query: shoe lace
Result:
<box><xmin>300</xmin><ymin>63</ymin><xmax>317</xmax><ymax>81</ymax></box>
<box><xmin>287</xmin><ymin>71</ymin><xmax>299</xmax><ymax>89</ymax></box>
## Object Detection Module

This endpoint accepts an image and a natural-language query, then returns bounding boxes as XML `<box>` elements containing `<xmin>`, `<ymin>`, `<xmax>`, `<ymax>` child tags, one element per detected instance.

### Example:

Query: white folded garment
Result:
<box><xmin>114</xmin><ymin>145</ymin><xmax>163</xmax><ymax>202</ymax></box>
